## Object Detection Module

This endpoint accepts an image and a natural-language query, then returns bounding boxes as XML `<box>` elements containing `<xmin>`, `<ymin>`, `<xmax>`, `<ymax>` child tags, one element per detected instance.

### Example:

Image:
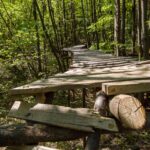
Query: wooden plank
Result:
<box><xmin>56</xmin><ymin>63</ymin><xmax>150</xmax><ymax>77</ymax></box>
<box><xmin>9</xmin><ymin>65</ymin><xmax>150</xmax><ymax>95</ymax></box>
<box><xmin>6</xmin><ymin>146</ymin><xmax>59</xmax><ymax>150</ymax></box>
<box><xmin>8</xmin><ymin>101</ymin><xmax>118</xmax><ymax>132</ymax></box>
<box><xmin>102</xmin><ymin>79</ymin><xmax>150</xmax><ymax>95</ymax></box>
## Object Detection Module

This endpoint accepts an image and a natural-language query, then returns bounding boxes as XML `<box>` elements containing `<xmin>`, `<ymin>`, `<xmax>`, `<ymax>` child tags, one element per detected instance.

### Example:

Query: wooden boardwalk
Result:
<box><xmin>10</xmin><ymin>45</ymin><xmax>150</xmax><ymax>97</ymax></box>
<box><xmin>7</xmin><ymin>45</ymin><xmax>150</xmax><ymax>150</ymax></box>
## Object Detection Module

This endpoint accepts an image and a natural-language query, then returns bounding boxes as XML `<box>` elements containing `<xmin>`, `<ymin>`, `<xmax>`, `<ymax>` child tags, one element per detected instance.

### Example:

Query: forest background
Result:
<box><xmin>0</xmin><ymin>0</ymin><xmax>150</xmax><ymax>149</ymax></box>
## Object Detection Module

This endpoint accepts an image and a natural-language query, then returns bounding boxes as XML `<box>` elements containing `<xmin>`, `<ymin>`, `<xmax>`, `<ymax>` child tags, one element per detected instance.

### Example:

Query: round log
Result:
<box><xmin>0</xmin><ymin>123</ymin><xmax>89</xmax><ymax>146</ymax></box>
<box><xmin>109</xmin><ymin>94</ymin><xmax>146</xmax><ymax>129</ymax></box>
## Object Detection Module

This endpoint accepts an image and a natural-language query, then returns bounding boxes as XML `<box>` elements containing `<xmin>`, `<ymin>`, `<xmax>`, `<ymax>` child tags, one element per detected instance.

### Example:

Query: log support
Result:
<box><xmin>85</xmin><ymin>91</ymin><xmax>108</xmax><ymax>150</ymax></box>
<box><xmin>85</xmin><ymin>129</ymin><xmax>100</xmax><ymax>150</ymax></box>
<box><xmin>45</xmin><ymin>92</ymin><xmax>54</xmax><ymax>104</ymax></box>
<box><xmin>35</xmin><ymin>92</ymin><xmax>54</xmax><ymax>104</ymax></box>
<box><xmin>67</xmin><ymin>90</ymin><xmax>71</xmax><ymax>107</ymax></box>
<box><xmin>0</xmin><ymin>124</ymin><xmax>89</xmax><ymax>146</ymax></box>
<box><xmin>82</xmin><ymin>88</ymin><xmax>87</xmax><ymax>108</ymax></box>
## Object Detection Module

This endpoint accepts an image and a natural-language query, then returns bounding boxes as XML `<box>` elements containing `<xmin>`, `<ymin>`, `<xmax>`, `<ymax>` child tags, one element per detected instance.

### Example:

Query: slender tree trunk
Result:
<box><xmin>93</xmin><ymin>0</ymin><xmax>99</xmax><ymax>49</ymax></box>
<box><xmin>114</xmin><ymin>0</ymin><xmax>121</xmax><ymax>56</ymax></box>
<box><xmin>41</xmin><ymin>0</ymin><xmax>48</xmax><ymax>73</ymax></box>
<box><xmin>33</xmin><ymin>0</ymin><xmax>42</xmax><ymax>73</ymax></box>
<box><xmin>56</xmin><ymin>0</ymin><xmax>63</xmax><ymax>49</ymax></box>
<box><xmin>90</xmin><ymin>0</ymin><xmax>99</xmax><ymax>49</ymax></box>
<box><xmin>47</xmin><ymin>0</ymin><xmax>60</xmax><ymax>50</ymax></box>
<box><xmin>132</xmin><ymin>0</ymin><xmax>136</xmax><ymax>55</ymax></box>
<box><xmin>90</xmin><ymin>0</ymin><xmax>94</xmax><ymax>23</ymax></box>
<box><xmin>137</xmin><ymin>0</ymin><xmax>142</xmax><ymax>58</ymax></box>
<box><xmin>1</xmin><ymin>0</ymin><xmax>15</xmax><ymax>28</ymax></box>
<box><xmin>62</xmin><ymin>0</ymin><xmax>67</xmax><ymax>46</ymax></box>
<box><xmin>34</xmin><ymin>0</ymin><xmax>64</xmax><ymax>72</ymax></box>
<box><xmin>120</xmin><ymin>0</ymin><xmax>126</xmax><ymax>56</ymax></box>
<box><xmin>0</xmin><ymin>11</ymin><xmax>13</xmax><ymax>37</ymax></box>
<box><xmin>141</xmin><ymin>0</ymin><xmax>149</xmax><ymax>59</ymax></box>
<box><xmin>70</xmin><ymin>1</ymin><xmax>77</xmax><ymax>45</ymax></box>
<box><xmin>81</xmin><ymin>0</ymin><xmax>89</xmax><ymax>47</ymax></box>
<box><xmin>97</xmin><ymin>0</ymin><xmax>101</xmax><ymax>18</ymax></box>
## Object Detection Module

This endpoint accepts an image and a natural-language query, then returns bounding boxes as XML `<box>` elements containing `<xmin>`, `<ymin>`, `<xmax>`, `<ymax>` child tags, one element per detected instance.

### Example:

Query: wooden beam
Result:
<box><xmin>8</xmin><ymin>101</ymin><xmax>118</xmax><ymax>132</ymax></box>
<box><xmin>102</xmin><ymin>79</ymin><xmax>150</xmax><ymax>95</ymax></box>
<box><xmin>9</xmin><ymin>70</ymin><xmax>150</xmax><ymax>96</ymax></box>
<box><xmin>1</xmin><ymin>111</ymin><xmax>150</xmax><ymax>147</ymax></box>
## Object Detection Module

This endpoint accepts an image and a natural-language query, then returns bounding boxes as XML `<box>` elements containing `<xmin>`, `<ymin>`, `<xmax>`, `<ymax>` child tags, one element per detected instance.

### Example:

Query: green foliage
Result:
<box><xmin>88</xmin><ymin>15</ymin><xmax>113</xmax><ymax>32</ymax></box>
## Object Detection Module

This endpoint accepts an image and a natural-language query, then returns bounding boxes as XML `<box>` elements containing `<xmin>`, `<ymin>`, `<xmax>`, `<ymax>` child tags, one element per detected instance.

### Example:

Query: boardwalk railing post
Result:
<box><xmin>85</xmin><ymin>90</ymin><xmax>108</xmax><ymax>150</ymax></box>
<box><xmin>85</xmin><ymin>129</ymin><xmax>100</xmax><ymax>150</ymax></box>
<box><xmin>82</xmin><ymin>88</ymin><xmax>87</xmax><ymax>108</ymax></box>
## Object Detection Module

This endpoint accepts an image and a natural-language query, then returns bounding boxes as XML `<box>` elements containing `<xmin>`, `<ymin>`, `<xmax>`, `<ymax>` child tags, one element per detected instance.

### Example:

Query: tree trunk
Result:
<box><xmin>120</xmin><ymin>0</ymin><xmax>126</xmax><ymax>56</ymax></box>
<box><xmin>81</xmin><ymin>0</ymin><xmax>89</xmax><ymax>47</ymax></box>
<box><xmin>137</xmin><ymin>0</ymin><xmax>142</xmax><ymax>58</ymax></box>
<box><xmin>90</xmin><ymin>0</ymin><xmax>99</xmax><ymax>49</ymax></box>
<box><xmin>47</xmin><ymin>0</ymin><xmax>60</xmax><ymax>50</ymax></box>
<box><xmin>34</xmin><ymin>0</ymin><xmax>64</xmax><ymax>72</ymax></box>
<box><xmin>33</xmin><ymin>0</ymin><xmax>42</xmax><ymax>73</ymax></box>
<box><xmin>141</xmin><ymin>0</ymin><xmax>149</xmax><ymax>59</ymax></box>
<box><xmin>132</xmin><ymin>0</ymin><xmax>136</xmax><ymax>55</ymax></box>
<box><xmin>70</xmin><ymin>1</ymin><xmax>77</xmax><ymax>45</ymax></box>
<box><xmin>0</xmin><ymin>124</ymin><xmax>88</xmax><ymax>146</ymax></box>
<box><xmin>93</xmin><ymin>0</ymin><xmax>99</xmax><ymax>49</ymax></box>
<box><xmin>114</xmin><ymin>0</ymin><xmax>121</xmax><ymax>56</ymax></box>
<box><xmin>62</xmin><ymin>0</ymin><xmax>67</xmax><ymax>46</ymax></box>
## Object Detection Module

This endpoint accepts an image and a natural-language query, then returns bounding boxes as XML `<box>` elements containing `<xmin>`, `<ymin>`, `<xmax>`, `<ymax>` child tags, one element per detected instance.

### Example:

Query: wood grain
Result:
<box><xmin>8</xmin><ymin>101</ymin><xmax>118</xmax><ymax>132</ymax></box>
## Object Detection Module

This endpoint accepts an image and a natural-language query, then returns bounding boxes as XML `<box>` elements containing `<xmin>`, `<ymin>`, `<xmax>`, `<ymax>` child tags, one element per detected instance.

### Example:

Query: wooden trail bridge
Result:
<box><xmin>10</xmin><ymin>45</ymin><xmax>150</xmax><ymax>98</ymax></box>
<box><xmin>2</xmin><ymin>45</ymin><xmax>150</xmax><ymax>150</ymax></box>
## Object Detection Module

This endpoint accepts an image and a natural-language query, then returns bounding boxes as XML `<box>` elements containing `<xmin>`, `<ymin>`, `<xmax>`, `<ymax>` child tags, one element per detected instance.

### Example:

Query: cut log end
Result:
<box><xmin>109</xmin><ymin>94</ymin><xmax>146</xmax><ymax>129</ymax></box>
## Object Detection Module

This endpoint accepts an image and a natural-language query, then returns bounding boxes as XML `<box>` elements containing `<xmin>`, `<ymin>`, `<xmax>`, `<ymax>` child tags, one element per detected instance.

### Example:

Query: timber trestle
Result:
<box><xmin>3</xmin><ymin>45</ymin><xmax>150</xmax><ymax>149</ymax></box>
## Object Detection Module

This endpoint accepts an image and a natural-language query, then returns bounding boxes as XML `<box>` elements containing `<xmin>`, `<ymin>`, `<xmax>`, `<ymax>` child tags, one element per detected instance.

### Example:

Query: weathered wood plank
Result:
<box><xmin>8</xmin><ymin>101</ymin><xmax>118</xmax><ymax>132</ymax></box>
<box><xmin>56</xmin><ymin>63</ymin><xmax>150</xmax><ymax>77</ymax></box>
<box><xmin>102</xmin><ymin>79</ymin><xmax>150</xmax><ymax>95</ymax></box>
<box><xmin>9</xmin><ymin>68</ymin><xmax>150</xmax><ymax>95</ymax></box>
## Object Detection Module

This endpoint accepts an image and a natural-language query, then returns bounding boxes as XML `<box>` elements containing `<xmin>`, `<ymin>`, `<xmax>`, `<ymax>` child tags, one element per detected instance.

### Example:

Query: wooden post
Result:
<box><xmin>35</xmin><ymin>92</ymin><xmax>54</xmax><ymax>104</ymax></box>
<box><xmin>94</xmin><ymin>91</ymin><xmax>108</xmax><ymax>116</ymax></box>
<box><xmin>67</xmin><ymin>90</ymin><xmax>71</xmax><ymax>107</ymax></box>
<box><xmin>85</xmin><ymin>91</ymin><xmax>108</xmax><ymax>150</ymax></box>
<box><xmin>71</xmin><ymin>89</ymin><xmax>75</xmax><ymax>103</ymax></box>
<box><xmin>35</xmin><ymin>93</ymin><xmax>46</xmax><ymax>103</ymax></box>
<box><xmin>45</xmin><ymin>92</ymin><xmax>54</xmax><ymax>104</ymax></box>
<box><xmin>85</xmin><ymin>129</ymin><xmax>100</xmax><ymax>150</ymax></box>
<box><xmin>32</xmin><ymin>92</ymin><xmax>54</xmax><ymax>146</ymax></box>
<box><xmin>82</xmin><ymin>88</ymin><xmax>87</xmax><ymax>108</ymax></box>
